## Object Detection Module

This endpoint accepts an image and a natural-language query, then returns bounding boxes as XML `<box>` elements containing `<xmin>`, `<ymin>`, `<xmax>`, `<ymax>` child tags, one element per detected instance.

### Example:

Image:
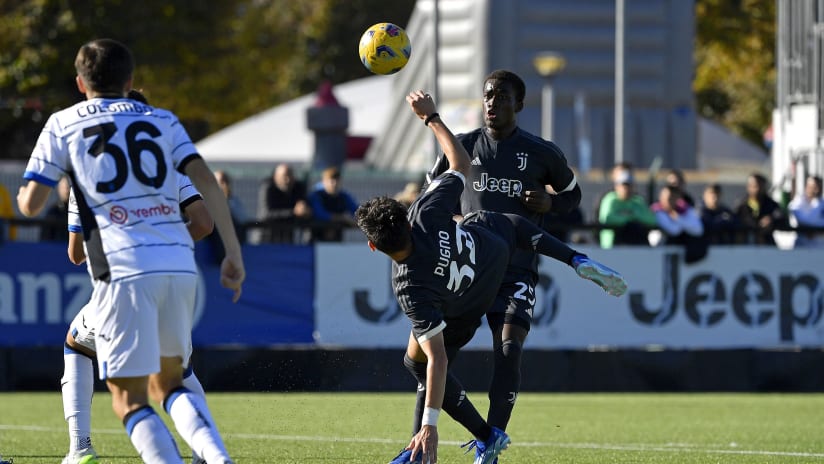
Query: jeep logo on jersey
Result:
<box><xmin>472</xmin><ymin>172</ymin><xmax>523</xmax><ymax>197</ymax></box>
<box><xmin>516</xmin><ymin>152</ymin><xmax>528</xmax><ymax>171</ymax></box>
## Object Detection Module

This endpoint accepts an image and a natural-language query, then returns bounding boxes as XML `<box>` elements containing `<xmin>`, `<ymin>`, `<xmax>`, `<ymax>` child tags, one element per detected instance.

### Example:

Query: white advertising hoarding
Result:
<box><xmin>315</xmin><ymin>244</ymin><xmax>824</xmax><ymax>349</ymax></box>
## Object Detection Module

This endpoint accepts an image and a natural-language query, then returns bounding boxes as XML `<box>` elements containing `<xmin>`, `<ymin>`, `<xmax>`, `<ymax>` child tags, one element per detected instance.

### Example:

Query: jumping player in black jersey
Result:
<box><xmin>356</xmin><ymin>91</ymin><xmax>626</xmax><ymax>464</ymax></box>
<box><xmin>426</xmin><ymin>70</ymin><xmax>583</xmax><ymax>441</ymax></box>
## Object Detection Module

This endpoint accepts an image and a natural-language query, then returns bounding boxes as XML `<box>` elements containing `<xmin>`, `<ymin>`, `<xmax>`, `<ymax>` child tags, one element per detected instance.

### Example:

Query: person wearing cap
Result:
<box><xmin>597</xmin><ymin>162</ymin><xmax>657</xmax><ymax>248</ymax></box>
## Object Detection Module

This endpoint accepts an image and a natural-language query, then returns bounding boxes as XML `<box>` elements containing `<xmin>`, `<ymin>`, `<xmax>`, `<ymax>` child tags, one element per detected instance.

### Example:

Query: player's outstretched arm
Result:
<box><xmin>406</xmin><ymin>91</ymin><xmax>470</xmax><ymax>177</ymax></box>
<box><xmin>185</xmin><ymin>159</ymin><xmax>245</xmax><ymax>302</ymax></box>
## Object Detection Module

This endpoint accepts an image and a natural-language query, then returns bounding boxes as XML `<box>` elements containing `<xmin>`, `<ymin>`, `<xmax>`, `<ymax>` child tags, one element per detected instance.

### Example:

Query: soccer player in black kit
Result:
<box><xmin>427</xmin><ymin>69</ymin><xmax>584</xmax><ymax>439</ymax></box>
<box><xmin>356</xmin><ymin>91</ymin><xmax>626</xmax><ymax>464</ymax></box>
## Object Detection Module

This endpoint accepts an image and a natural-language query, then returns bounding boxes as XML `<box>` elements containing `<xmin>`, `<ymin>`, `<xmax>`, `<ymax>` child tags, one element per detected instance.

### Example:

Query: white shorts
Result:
<box><xmin>95</xmin><ymin>274</ymin><xmax>197</xmax><ymax>380</ymax></box>
<box><xmin>68</xmin><ymin>282</ymin><xmax>107</xmax><ymax>353</ymax></box>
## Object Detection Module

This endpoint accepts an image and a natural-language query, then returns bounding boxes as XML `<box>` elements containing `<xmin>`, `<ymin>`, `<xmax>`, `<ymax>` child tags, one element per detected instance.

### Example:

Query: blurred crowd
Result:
<box><xmin>2</xmin><ymin>161</ymin><xmax>822</xmax><ymax>258</ymax></box>
<box><xmin>590</xmin><ymin>162</ymin><xmax>824</xmax><ymax>261</ymax></box>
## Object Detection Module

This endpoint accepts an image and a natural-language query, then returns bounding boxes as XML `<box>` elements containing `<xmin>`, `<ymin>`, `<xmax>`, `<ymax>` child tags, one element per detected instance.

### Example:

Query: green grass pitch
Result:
<box><xmin>1</xmin><ymin>392</ymin><xmax>823</xmax><ymax>463</ymax></box>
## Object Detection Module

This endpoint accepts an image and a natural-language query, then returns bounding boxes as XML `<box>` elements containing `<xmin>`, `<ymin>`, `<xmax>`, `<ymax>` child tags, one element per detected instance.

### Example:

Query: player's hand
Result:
<box><xmin>406</xmin><ymin>90</ymin><xmax>437</xmax><ymax>121</ymax></box>
<box><xmin>521</xmin><ymin>189</ymin><xmax>552</xmax><ymax>213</ymax></box>
<box><xmin>220</xmin><ymin>253</ymin><xmax>245</xmax><ymax>303</ymax></box>
<box><xmin>407</xmin><ymin>425</ymin><xmax>438</xmax><ymax>464</ymax></box>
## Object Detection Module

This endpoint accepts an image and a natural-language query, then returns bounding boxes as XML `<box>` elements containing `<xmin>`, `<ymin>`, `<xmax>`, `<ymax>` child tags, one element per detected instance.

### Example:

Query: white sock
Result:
<box><xmin>182</xmin><ymin>369</ymin><xmax>206</xmax><ymax>398</ymax></box>
<box><xmin>125</xmin><ymin>406</ymin><xmax>183</xmax><ymax>464</ymax></box>
<box><xmin>164</xmin><ymin>388</ymin><xmax>231</xmax><ymax>463</ymax></box>
<box><xmin>182</xmin><ymin>370</ymin><xmax>206</xmax><ymax>462</ymax></box>
<box><xmin>61</xmin><ymin>349</ymin><xmax>94</xmax><ymax>452</ymax></box>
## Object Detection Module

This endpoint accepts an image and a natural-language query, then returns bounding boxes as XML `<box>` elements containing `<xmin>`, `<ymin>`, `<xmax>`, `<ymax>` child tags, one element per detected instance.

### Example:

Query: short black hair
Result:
<box><xmin>127</xmin><ymin>89</ymin><xmax>148</xmax><ymax>104</ymax></box>
<box><xmin>484</xmin><ymin>69</ymin><xmax>526</xmax><ymax>103</ymax></box>
<box><xmin>355</xmin><ymin>196</ymin><xmax>411</xmax><ymax>254</ymax></box>
<box><xmin>705</xmin><ymin>183</ymin><xmax>722</xmax><ymax>195</ymax></box>
<box><xmin>75</xmin><ymin>38</ymin><xmax>134</xmax><ymax>95</ymax></box>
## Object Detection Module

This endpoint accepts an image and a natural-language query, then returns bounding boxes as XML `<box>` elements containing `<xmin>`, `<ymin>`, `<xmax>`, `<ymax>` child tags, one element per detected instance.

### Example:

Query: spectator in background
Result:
<box><xmin>665</xmin><ymin>168</ymin><xmax>694</xmax><ymax>206</ymax></box>
<box><xmin>698</xmin><ymin>183</ymin><xmax>738</xmax><ymax>245</ymax></box>
<box><xmin>598</xmin><ymin>163</ymin><xmax>657</xmax><ymax>248</ymax></box>
<box><xmin>257</xmin><ymin>163</ymin><xmax>312</xmax><ymax>244</ymax></box>
<box><xmin>41</xmin><ymin>176</ymin><xmax>71</xmax><ymax>241</ymax></box>
<box><xmin>209</xmin><ymin>169</ymin><xmax>247</xmax><ymax>263</ymax></box>
<box><xmin>734</xmin><ymin>172</ymin><xmax>787</xmax><ymax>246</ymax></box>
<box><xmin>788</xmin><ymin>175</ymin><xmax>824</xmax><ymax>248</ymax></box>
<box><xmin>308</xmin><ymin>166</ymin><xmax>358</xmax><ymax>242</ymax></box>
<box><xmin>651</xmin><ymin>185</ymin><xmax>707</xmax><ymax>262</ymax></box>
<box><xmin>0</xmin><ymin>181</ymin><xmax>17</xmax><ymax>242</ymax></box>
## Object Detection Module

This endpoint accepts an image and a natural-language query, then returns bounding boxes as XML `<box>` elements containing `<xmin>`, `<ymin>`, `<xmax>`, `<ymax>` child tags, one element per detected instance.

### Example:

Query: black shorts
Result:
<box><xmin>442</xmin><ymin>316</ymin><xmax>482</xmax><ymax>350</ymax></box>
<box><xmin>486</xmin><ymin>274</ymin><xmax>538</xmax><ymax>331</ymax></box>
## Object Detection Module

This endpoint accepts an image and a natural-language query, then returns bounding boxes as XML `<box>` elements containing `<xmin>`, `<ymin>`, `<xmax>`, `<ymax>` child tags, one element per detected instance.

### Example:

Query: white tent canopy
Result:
<box><xmin>196</xmin><ymin>72</ymin><xmax>766</xmax><ymax>174</ymax></box>
<box><xmin>196</xmin><ymin>75</ymin><xmax>392</xmax><ymax>164</ymax></box>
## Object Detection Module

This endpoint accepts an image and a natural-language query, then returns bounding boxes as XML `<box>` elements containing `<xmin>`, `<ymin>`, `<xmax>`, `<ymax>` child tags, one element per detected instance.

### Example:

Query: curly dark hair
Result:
<box><xmin>484</xmin><ymin>69</ymin><xmax>526</xmax><ymax>103</ymax></box>
<box><xmin>355</xmin><ymin>196</ymin><xmax>411</xmax><ymax>254</ymax></box>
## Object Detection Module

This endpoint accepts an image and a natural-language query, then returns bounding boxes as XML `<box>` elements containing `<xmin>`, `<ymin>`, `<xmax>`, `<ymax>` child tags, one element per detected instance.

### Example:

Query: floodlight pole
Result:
<box><xmin>614</xmin><ymin>0</ymin><xmax>625</xmax><ymax>165</ymax></box>
<box><xmin>533</xmin><ymin>52</ymin><xmax>566</xmax><ymax>142</ymax></box>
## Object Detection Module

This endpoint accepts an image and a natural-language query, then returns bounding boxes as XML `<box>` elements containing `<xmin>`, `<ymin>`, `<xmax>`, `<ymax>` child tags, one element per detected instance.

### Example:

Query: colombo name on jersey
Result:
<box><xmin>25</xmin><ymin>97</ymin><xmax>202</xmax><ymax>283</ymax></box>
<box><xmin>393</xmin><ymin>170</ymin><xmax>515</xmax><ymax>344</ymax></box>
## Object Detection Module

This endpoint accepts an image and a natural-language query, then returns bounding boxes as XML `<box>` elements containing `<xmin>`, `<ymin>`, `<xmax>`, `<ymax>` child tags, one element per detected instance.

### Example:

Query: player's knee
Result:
<box><xmin>149</xmin><ymin>371</ymin><xmax>183</xmax><ymax>404</ymax></box>
<box><xmin>495</xmin><ymin>339</ymin><xmax>523</xmax><ymax>370</ymax></box>
<box><xmin>147</xmin><ymin>380</ymin><xmax>166</xmax><ymax>404</ymax></box>
<box><xmin>501</xmin><ymin>339</ymin><xmax>522</xmax><ymax>358</ymax></box>
<box><xmin>403</xmin><ymin>353</ymin><xmax>427</xmax><ymax>382</ymax></box>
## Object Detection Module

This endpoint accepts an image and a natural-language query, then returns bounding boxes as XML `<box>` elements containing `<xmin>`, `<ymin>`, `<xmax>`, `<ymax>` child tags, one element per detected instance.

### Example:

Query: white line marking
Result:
<box><xmin>1</xmin><ymin>424</ymin><xmax>822</xmax><ymax>459</ymax></box>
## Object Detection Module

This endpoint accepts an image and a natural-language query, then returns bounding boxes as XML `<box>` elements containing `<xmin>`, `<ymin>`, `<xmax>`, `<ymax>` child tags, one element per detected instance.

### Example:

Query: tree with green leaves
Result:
<box><xmin>0</xmin><ymin>0</ymin><xmax>414</xmax><ymax>159</ymax></box>
<box><xmin>694</xmin><ymin>0</ymin><xmax>776</xmax><ymax>150</ymax></box>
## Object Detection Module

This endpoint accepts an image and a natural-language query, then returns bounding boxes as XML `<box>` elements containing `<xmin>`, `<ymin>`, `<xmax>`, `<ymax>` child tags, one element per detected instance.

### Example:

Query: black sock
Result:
<box><xmin>404</xmin><ymin>353</ymin><xmax>491</xmax><ymax>441</ymax></box>
<box><xmin>443</xmin><ymin>371</ymin><xmax>490</xmax><ymax>441</ymax></box>
<box><xmin>487</xmin><ymin>339</ymin><xmax>523</xmax><ymax>430</ymax></box>
<box><xmin>504</xmin><ymin>213</ymin><xmax>577</xmax><ymax>264</ymax></box>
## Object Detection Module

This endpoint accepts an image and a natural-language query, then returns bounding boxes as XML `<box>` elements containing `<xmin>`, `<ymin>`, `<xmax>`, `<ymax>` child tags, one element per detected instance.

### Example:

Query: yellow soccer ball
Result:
<box><xmin>358</xmin><ymin>22</ymin><xmax>412</xmax><ymax>75</ymax></box>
